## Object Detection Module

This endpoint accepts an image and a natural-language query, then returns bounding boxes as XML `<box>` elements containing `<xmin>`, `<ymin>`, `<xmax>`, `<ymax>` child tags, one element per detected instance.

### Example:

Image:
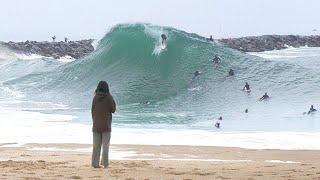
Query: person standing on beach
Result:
<box><xmin>91</xmin><ymin>81</ymin><xmax>116</xmax><ymax>168</ymax></box>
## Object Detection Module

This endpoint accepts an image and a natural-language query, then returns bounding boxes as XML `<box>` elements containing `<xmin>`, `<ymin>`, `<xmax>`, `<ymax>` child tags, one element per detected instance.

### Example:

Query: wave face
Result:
<box><xmin>2</xmin><ymin>24</ymin><xmax>320</xmax><ymax>132</ymax></box>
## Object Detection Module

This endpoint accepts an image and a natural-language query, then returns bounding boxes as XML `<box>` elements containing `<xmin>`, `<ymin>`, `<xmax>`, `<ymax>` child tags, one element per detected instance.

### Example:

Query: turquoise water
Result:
<box><xmin>1</xmin><ymin>23</ymin><xmax>320</xmax><ymax>133</ymax></box>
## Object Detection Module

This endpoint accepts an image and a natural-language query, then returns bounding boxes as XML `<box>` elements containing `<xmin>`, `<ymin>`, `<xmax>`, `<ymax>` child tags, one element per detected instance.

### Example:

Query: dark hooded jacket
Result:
<box><xmin>91</xmin><ymin>92</ymin><xmax>116</xmax><ymax>133</ymax></box>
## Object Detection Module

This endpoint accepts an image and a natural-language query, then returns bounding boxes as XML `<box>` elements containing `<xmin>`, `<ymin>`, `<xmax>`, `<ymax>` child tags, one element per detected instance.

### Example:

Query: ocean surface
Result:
<box><xmin>1</xmin><ymin>24</ymin><xmax>320</xmax><ymax>149</ymax></box>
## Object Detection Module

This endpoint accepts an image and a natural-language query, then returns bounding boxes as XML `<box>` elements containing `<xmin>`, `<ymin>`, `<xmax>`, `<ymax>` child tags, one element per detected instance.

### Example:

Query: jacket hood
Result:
<box><xmin>95</xmin><ymin>92</ymin><xmax>107</xmax><ymax>97</ymax></box>
<box><xmin>95</xmin><ymin>92</ymin><xmax>109</xmax><ymax>101</ymax></box>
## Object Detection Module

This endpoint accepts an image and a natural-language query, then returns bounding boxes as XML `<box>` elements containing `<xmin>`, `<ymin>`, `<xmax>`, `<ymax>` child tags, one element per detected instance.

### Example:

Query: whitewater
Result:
<box><xmin>0</xmin><ymin>24</ymin><xmax>320</xmax><ymax>149</ymax></box>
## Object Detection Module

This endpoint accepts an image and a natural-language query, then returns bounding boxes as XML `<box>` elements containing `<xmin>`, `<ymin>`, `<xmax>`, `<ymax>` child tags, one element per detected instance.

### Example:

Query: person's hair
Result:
<box><xmin>95</xmin><ymin>81</ymin><xmax>109</xmax><ymax>94</ymax></box>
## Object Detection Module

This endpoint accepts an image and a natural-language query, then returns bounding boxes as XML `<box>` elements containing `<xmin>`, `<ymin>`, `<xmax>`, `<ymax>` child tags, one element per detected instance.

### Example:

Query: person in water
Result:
<box><xmin>243</xmin><ymin>82</ymin><xmax>250</xmax><ymax>91</ymax></box>
<box><xmin>209</xmin><ymin>35</ymin><xmax>214</xmax><ymax>41</ymax></box>
<box><xmin>52</xmin><ymin>35</ymin><xmax>56</xmax><ymax>42</ymax></box>
<box><xmin>91</xmin><ymin>81</ymin><xmax>116</xmax><ymax>168</ymax></box>
<box><xmin>260</xmin><ymin>92</ymin><xmax>270</xmax><ymax>101</ymax></box>
<box><xmin>212</xmin><ymin>55</ymin><xmax>221</xmax><ymax>64</ymax></box>
<box><xmin>245</xmin><ymin>109</ymin><xmax>248</xmax><ymax>113</ymax></box>
<box><xmin>228</xmin><ymin>69</ymin><xmax>234</xmax><ymax>76</ymax></box>
<box><xmin>308</xmin><ymin>105</ymin><xmax>317</xmax><ymax>114</ymax></box>
<box><xmin>215</xmin><ymin>117</ymin><xmax>222</xmax><ymax>128</ymax></box>
<box><xmin>161</xmin><ymin>34</ymin><xmax>167</xmax><ymax>45</ymax></box>
<box><xmin>143</xmin><ymin>101</ymin><xmax>151</xmax><ymax>105</ymax></box>
<box><xmin>193</xmin><ymin>71</ymin><xmax>201</xmax><ymax>79</ymax></box>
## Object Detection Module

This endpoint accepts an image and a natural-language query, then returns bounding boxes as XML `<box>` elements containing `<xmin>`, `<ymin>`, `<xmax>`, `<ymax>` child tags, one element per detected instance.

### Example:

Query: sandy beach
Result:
<box><xmin>1</xmin><ymin>143</ymin><xmax>320</xmax><ymax>179</ymax></box>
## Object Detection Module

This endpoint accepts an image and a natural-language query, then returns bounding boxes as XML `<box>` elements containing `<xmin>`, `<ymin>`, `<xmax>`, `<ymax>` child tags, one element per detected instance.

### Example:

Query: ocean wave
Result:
<box><xmin>1</xmin><ymin>23</ymin><xmax>320</xmax><ymax>140</ymax></box>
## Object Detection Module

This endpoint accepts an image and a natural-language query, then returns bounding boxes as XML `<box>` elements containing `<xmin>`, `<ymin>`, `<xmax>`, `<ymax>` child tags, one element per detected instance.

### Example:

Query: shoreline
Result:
<box><xmin>2</xmin><ymin>127</ymin><xmax>320</xmax><ymax>150</ymax></box>
<box><xmin>1</xmin><ymin>143</ymin><xmax>320</xmax><ymax>179</ymax></box>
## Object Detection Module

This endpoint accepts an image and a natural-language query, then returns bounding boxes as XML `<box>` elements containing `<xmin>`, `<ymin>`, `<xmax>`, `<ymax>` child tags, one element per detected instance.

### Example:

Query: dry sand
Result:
<box><xmin>1</xmin><ymin>143</ymin><xmax>320</xmax><ymax>179</ymax></box>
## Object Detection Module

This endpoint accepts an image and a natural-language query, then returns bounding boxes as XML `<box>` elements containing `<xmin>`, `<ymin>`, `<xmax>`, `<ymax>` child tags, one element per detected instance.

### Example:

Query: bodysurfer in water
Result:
<box><xmin>259</xmin><ymin>92</ymin><xmax>270</xmax><ymax>101</ymax></box>
<box><xmin>208</xmin><ymin>35</ymin><xmax>214</xmax><ymax>41</ymax></box>
<box><xmin>214</xmin><ymin>117</ymin><xmax>222</xmax><ymax>128</ymax></box>
<box><xmin>192</xmin><ymin>71</ymin><xmax>201</xmax><ymax>79</ymax></box>
<box><xmin>243</xmin><ymin>82</ymin><xmax>251</xmax><ymax>92</ymax></box>
<box><xmin>142</xmin><ymin>101</ymin><xmax>151</xmax><ymax>105</ymax></box>
<box><xmin>188</xmin><ymin>71</ymin><xmax>202</xmax><ymax>88</ymax></box>
<box><xmin>161</xmin><ymin>34</ymin><xmax>167</xmax><ymax>45</ymax></box>
<box><xmin>228</xmin><ymin>69</ymin><xmax>234</xmax><ymax>76</ymax></box>
<box><xmin>212</xmin><ymin>55</ymin><xmax>221</xmax><ymax>64</ymax></box>
<box><xmin>308</xmin><ymin>105</ymin><xmax>317</xmax><ymax>114</ymax></box>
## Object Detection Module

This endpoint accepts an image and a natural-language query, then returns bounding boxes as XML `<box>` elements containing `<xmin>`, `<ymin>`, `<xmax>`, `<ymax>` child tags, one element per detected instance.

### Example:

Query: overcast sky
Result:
<box><xmin>1</xmin><ymin>0</ymin><xmax>319</xmax><ymax>41</ymax></box>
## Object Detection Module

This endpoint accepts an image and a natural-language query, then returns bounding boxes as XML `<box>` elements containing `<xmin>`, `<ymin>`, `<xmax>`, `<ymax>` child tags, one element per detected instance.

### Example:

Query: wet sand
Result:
<box><xmin>1</xmin><ymin>143</ymin><xmax>320</xmax><ymax>179</ymax></box>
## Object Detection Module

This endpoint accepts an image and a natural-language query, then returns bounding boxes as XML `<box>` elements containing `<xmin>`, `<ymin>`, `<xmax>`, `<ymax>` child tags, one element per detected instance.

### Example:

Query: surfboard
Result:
<box><xmin>161</xmin><ymin>43</ymin><xmax>166</xmax><ymax>50</ymax></box>
<box><xmin>243</xmin><ymin>89</ymin><xmax>251</xmax><ymax>93</ymax></box>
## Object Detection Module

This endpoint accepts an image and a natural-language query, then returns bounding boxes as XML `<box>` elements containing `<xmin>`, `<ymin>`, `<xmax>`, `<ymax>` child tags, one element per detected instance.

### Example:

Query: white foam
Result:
<box><xmin>15</xmin><ymin>53</ymin><xmax>45</xmax><ymax>60</ymax></box>
<box><xmin>0</xmin><ymin>44</ymin><xmax>45</xmax><ymax>61</ymax></box>
<box><xmin>115</xmin><ymin>158</ymin><xmax>252</xmax><ymax>162</ymax></box>
<box><xmin>249</xmin><ymin>46</ymin><xmax>320</xmax><ymax>59</ymax></box>
<box><xmin>57</xmin><ymin>55</ymin><xmax>75</xmax><ymax>63</ymax></box>
<box><xmin>0</xmin><ymin>109</ymin><xmax>85</xmax><ymax>144</ymax></box>
<box><xmin>1</xmin><ymin>105</ymin><xmax>320</xmax><ymax>150</ymax></box>
<box><xmin>0</xmin><ymin>143</ymin><xmax>20</xmax><ymax>148</ymax></box>
<box><xmin>0</xmin><ymin>44</ymin><xmax>75</xmax><ymax>62</ymax></box>
<box><xmin>91</xmin><ymin>39</ymin><xmax>99</xmax><ymax>50</ymax></box>
<box><xmin>28</xmin><ymin>147</ymin><xmax>91</xmax><ymax>152</ymax></box>
<box><xmin>2</xmin><ymin>114</ymin><xmax>320</xmax><ymax>150</ymax></box>
<box><xmin>26</xmin><ymin>146</ymin><xmax>252</xmax><ymax>162</ymax></box>
<box><xmin>188</xmin><ymin>86</ymin><xmax>203</xmax><ymax>91</ymax></box>
<box><xmin>265</xmin><ymin>160</ymin><xmax>300</xmax><ymax>164</ymax></box>
<box><xmin>111</xmin><ymin>129</ymin><xmax>320</xmax><ymax>150</ymax></box>
<box><xmin>152</xmin><ymin>42</ymin><xmax>166</xmax><ymax>56</ymax></box>
<box><xmin>0</xmin><ymin>85</ymin><xmax>24</xmax><ymax>98</ymax></box>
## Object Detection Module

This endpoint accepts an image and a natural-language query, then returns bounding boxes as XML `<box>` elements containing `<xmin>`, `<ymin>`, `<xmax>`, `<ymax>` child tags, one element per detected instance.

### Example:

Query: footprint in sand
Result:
<box><xmin>69</xmin><ymin>175</ymin><xmax>82</xmax><ymax>179</ymax></box>
<box><xmin>20</xmin><ymin>154</ymin><xmax>31</xmax><ymax>157</ymax></box>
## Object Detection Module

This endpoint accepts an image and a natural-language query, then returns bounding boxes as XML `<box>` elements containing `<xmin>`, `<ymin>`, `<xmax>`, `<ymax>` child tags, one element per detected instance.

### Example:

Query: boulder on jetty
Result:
<box><xmin>218</xmin><ymin>35</ymin><xmax>320</xmax><ymax>52</ymax></box>
<box><xmin>2</xmin><ymin>39</ymin><xmax>95</xmax><ymax>59</ymax></box>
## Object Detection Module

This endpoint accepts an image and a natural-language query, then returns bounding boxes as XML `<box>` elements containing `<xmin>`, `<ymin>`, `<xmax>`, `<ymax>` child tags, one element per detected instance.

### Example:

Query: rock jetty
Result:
<box><xmin>2</xmin><ymin>39</ymin><xmax>95</xmax><ymax>59</ymax></box>
<box><xmin>3</xmin><ymin>35</ymin><xmax>320</xmax><ymax>58</ymax></box>
<box><xmin>218</xmin><ymin>35</ymin><xmax>320</xmax><ymax>52</ymax></box>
